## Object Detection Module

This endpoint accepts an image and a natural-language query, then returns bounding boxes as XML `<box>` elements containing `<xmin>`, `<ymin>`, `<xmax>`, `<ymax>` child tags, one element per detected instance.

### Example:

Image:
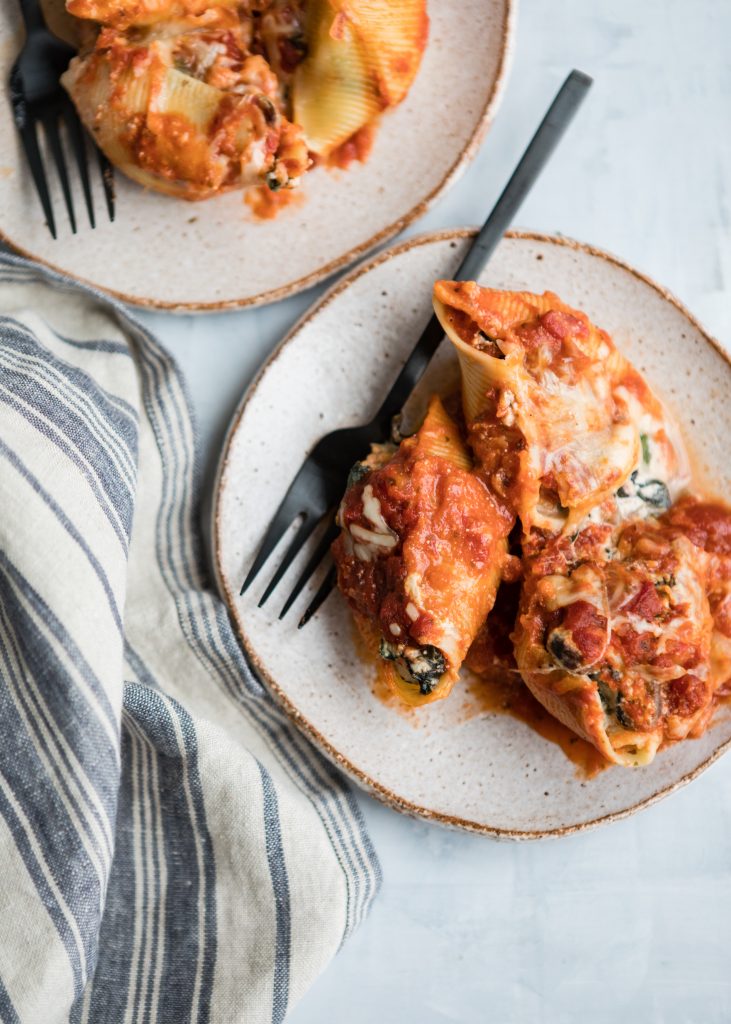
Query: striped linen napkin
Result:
<box><xmin>0</xmin><ymin>252</ymin><xmax>379</xmax><ymax>1024</ymax></box>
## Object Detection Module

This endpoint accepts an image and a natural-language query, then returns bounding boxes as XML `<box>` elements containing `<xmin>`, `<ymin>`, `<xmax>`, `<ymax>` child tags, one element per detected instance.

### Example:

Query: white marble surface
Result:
<box><xmin>137</xmin><ymin>0</ymin><xmax>731</xmax><ymax>1019</ymax></box>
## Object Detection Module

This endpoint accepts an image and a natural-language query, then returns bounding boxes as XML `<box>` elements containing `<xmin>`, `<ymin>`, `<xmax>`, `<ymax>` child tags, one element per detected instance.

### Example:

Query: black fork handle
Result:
<box><xmin>371</xmin><ymin>69</ymin><xmax>593</xmax><ymax>439</ymax></box>
<box><xmin>16</xmin><ymin>0</ymin><xmax>46</xmax><ymax>32</ymax></box>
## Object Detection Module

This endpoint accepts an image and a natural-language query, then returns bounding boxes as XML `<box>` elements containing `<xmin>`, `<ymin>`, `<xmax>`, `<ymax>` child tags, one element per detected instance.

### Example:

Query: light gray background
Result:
<box><xmin>137</xmin><ymin>1</ymin><xmax>731</xmax><ymax>1020</ymax></box>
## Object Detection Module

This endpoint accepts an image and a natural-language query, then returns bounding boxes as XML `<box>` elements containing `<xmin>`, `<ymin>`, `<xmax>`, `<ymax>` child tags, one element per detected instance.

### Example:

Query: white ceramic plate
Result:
<box><xmin>214</xmin><ymin>229</ymin><xmax>731</xmax><ymax>838</ymax></box>
<box><xmin>0</xmin><ymin>1</ymin><xmax>513</xmax><ymax>311</ymax></box>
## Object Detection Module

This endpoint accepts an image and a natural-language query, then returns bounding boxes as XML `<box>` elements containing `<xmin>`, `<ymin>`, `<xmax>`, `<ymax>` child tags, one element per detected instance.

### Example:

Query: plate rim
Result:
<box><xmin>0</xmin><ymin>0</ymin><xmax>516</xmax><ymax>313</ymax></box>
<box><xmin>213</xmin><ymin>227</ymin><xmax>731</xmax><ymax>839</ymax></box>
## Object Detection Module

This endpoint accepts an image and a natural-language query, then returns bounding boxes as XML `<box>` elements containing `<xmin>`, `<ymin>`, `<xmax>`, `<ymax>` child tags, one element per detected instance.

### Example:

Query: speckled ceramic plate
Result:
<box><xmin>0</xmin><ymin>1</ymin><xmax>513</xmax><ymax>311</ymax></box>
<box><xmin>213</xmin><ymin>229</ymin><xmax>731</xmax><ymax>838</ymax></box>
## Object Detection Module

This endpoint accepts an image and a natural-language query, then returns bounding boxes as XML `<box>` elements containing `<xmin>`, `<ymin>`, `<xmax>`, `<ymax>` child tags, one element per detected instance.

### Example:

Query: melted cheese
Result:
<box><xmin>361</xmin><ymin>485</ymin><xmax>391</xmax><ymax>533</ymax></box>
<box><xmin>538</xmin><ymin>564</ymin><xmax>607</xmax><ymax>613</ymax></box>
<box><xmin>349</xmin><ymin>485</ymin><xmax>399</xmax><ymax>561</ymax></box>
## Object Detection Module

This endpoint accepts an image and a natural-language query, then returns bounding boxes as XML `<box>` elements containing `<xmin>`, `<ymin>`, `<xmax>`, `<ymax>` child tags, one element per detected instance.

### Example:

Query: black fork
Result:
<box><xmin>241</xmin><ymin>69</ymin><xmax>593</xmax><ymax>626</ymax></box>
<box><xmin>9</xmin><ymin>0</ymin><xmax>115</xmax><ymax>239</ymax></box>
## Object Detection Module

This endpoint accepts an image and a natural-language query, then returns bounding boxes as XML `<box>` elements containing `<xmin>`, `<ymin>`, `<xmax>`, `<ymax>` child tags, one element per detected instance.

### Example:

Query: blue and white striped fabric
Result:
<box><xmin>0</xmin><ymin>252</ymin><xmax>380</xmax><ymax>1024</ymax></box>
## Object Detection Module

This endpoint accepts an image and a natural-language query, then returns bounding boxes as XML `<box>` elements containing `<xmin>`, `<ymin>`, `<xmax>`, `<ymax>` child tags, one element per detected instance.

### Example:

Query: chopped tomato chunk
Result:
<box><xmin>562</xmin><ymin>600</ymin><xmax>607</xmax><ymax>665</ymax></box>
<box><xmin>666</xmin><ymin>674</ymin><xmax>708</xmax><ymax>718</ymax></box>
<box><xmin>621</xmin><ymin>580</ymin><xmax>664</xmax><ymax>621</ymax></box>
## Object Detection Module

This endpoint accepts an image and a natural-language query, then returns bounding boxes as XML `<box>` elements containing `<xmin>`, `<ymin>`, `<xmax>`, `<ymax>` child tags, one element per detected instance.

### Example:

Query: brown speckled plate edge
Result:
<box><xmin>0</xmin><ymin>3</ymin><xmax>515</xmax><ymax>313</ymax></box>
<box><xmin>212</xmin><ymin>228</ymin><xmax>731</xmax><ymax>839</ymax></box>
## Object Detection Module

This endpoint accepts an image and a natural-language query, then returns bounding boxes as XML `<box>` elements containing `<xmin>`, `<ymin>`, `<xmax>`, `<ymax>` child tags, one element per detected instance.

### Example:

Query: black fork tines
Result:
<box><xmin>279</xmin><ymin>517</ymin><xmax>339</xmax><ymax>620</ymax></box>
<box><xmin>298</xmin><ymin>566</ymin><xmax>337</xmax><ymax>630</ymax></box>
<box><xmin>240</xmin><ymin>491</ymin><xmax>303</xmax><ymax>596</ymax></box>
<box><xmin>10</xmin><ymin>1</ymin><xmax>116</xmax><ymax>236</ymax></box>
<box><xmin>65</xmin><ymin>107</ymin><xmax>94</xmax><ymax>228</ymax></box>
<box><xmin>19</xmin><ymin>119</ymin><xmax>56</xmax><ymax>238</ymax></box>
<box><xmin>242</xmin><ymin>493</ymin><xmax>338</xmax><ymax>622</ymax></box>
<box><xmin>43</xmin><ymin>112</ymin><xmax>76</xmax><ymax>233</ymax></box>
<box><xmin>257</xmin><ymin>512</ymin><xmax>320</xmax><ymax>608</ymax></box>
<box><xmin>17</xmin><ymin>110</ymin><xmax>114</xmax><ymax>237</ymax></box>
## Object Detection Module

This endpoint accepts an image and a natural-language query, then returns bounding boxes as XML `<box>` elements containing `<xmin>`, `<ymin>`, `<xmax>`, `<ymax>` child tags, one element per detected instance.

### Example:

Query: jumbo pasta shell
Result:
<box><xmin>512</xmin><ymin>587</ymin><xmax>662</xmax><ymax>767</ymax></box>
<box><xmin>435</xmin><ymin>281</ymin><xmax>560</xmax><ymax>339</ymax></box>
<box><xmin>433</xmin><ymin>282</ymin><xmax>659</xmax><ymax>528</ymax></box>
<box><xmin>61</xmin><ymin>51</ymin><xmax>153</xmax><ymax>169</ymax></box>
<box><xmin>63</xmin><ymin>47</ymin><xmax>238</xmax><ymax>199</ymax></box>
<box><xmin>516</xmin><ymin>661</ymin><xmax>662</xmax><ymax>766</ymax></box>
<box><xmin>334</xmin><ymin>0</ymin><xmax>428</xmax><ymax>107</ymax></box>
<box><xmin>412</xmin><ymin>395</ymin><xmax>473</xmax><ymax>472</ymax></box>
<box><xmin>293</xmin><ymin>0</ymin><xmax>381</xmax><ymax>156</ymax></box>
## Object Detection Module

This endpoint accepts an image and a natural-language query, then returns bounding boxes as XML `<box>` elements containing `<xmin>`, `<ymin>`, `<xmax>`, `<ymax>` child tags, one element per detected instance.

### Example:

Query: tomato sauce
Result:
<box><xmin>664</xmin><ymin>498</ymin><xmax>731</xmax><ymax>556</ymax></box>
<box><xmin>620</xmin><ymin>580</ymin><xmax>664</xmax><ymax>620</ymax></box>
<box><xmin>245</xmin><ymin>183</ymin><xmax>303</xmax><ymax>219</ymax></box>
<box><xmin>324</xmin><ymin>124</ymin><xmax>376</xmax><ymax>170</ymax></box>
<box><xmin>560</xmin><ymin>600</ymin><xmax>608</xmax><ymax>664</ymax></box>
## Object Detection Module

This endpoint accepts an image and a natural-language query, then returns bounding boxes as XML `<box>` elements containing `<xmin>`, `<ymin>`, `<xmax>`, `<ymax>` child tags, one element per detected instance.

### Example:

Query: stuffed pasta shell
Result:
<box><xmin>514</xmin><ymin>517</ymin><xmax>716</xmax><ymax>766</ymax></box>
<box><xmin>433</xmin><ymin>281</ymin><xmax>688</xmax><ymax>536</ymax></box>
<box><xmin>62</xmin><ymin>20</ymin><xmax>309</xmax><ymax>199</ymax></box>
<box><xmin>293</xmin><ymin>0</ymin><xmax>427</xmax><ymax>157</ymax></box>
<box><xmin>333</xmin><ymin>396</ymin><xmax>512</xmax><ymax>706</ymax></box>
